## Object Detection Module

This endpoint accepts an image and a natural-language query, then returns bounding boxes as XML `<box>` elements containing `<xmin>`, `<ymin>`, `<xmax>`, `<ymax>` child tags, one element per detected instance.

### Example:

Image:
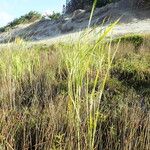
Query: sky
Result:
<box><xmin>0</xmin><ymin>0</ymin><xmax>66</xmax><ymax>27</ymax></box>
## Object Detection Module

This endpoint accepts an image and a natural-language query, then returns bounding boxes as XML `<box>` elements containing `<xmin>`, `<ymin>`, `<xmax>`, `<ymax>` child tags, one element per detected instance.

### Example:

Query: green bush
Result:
<box><xmin>48</xmin><ymin>12</ymin><xmax>61</xmax><ymax>20</ymax></box>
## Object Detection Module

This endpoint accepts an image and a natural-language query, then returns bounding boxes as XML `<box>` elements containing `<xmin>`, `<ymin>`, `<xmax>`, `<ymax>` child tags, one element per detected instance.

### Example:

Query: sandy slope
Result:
<box><xmin>0</xmin><ymin>1</ymin><xmax>150</xmax><ymax>44</ymax></box>
<box><xmin>35</xmin><ymin>19</ymin><xmax>150</xmax><ymax>45</ymax></box>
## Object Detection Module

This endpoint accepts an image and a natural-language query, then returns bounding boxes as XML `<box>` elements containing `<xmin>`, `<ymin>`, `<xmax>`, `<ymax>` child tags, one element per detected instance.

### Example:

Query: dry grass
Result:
<box><xmin>0</xmin><ymin>34</ymin><xmax>149</xmax><ymax>150</ymax></box>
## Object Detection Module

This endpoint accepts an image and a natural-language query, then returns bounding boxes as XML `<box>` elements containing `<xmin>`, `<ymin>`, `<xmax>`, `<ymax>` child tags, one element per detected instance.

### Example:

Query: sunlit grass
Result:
<box><xmin>0</xmin><ymin>31</ymin><xmax>149</xmax><ymax>150</ymax></box>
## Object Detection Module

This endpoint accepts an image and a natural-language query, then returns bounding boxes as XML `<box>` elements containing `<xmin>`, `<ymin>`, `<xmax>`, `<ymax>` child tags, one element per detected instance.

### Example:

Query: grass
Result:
<box><xmin>113</xmin><ymin>34</ymin><xmax>144</xmax><ymax>50</ymax></box>
<box><xmin>46</xmin><ymin>12</ymin><xmax>61</xmax><ymax>21</ymax></box>
<box><xmin>0</xmin><ymin>31</ymin><xmax>149</xmax><ymax>150</ymax></box>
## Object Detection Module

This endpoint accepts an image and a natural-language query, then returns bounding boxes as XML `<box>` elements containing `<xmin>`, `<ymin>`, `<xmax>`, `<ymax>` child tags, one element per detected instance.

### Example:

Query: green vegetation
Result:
<box><xmin>47</xmin><ymin>12</ymin><xmax>61</xmax><ymax>20</ymax></box>
<box><xmin>112</xmin><ymin>53</ymin><xmax>150</xmax><ymax>86</ymax></box>
<box><xmin>113</xmin><ymin>34</ymin><xmax>144</xmax><ymax>50</ymax></box>
<box><xmin>96</xmin><ymin>0</ymin><xmax>120</xmax><ymax>7</ymax></box>
<box><xmin>0</xmin><ymin>33</ymin><xmax>149</xmax><ymax>149</ymax></box>
<box><xmin>66</xmin><ymin>0</ymin><xmax>120</xmax><ymax>13</ymax></box>
<box><xmin>0</xmin><ymin>11</ymin><xmax>42</xmax><ymax>32</ymax></box>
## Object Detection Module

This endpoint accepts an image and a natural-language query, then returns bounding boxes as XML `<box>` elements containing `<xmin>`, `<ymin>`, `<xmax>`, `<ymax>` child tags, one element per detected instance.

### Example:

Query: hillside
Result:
<box><xmin>0</xmin><ymin>0</ymin><xmax>150</xmax><ymax>43</ymax></box>
<box><xmin>0</xmin><ymin>1</ymin><xmax>149</xmax><ymax>150</ymax></box>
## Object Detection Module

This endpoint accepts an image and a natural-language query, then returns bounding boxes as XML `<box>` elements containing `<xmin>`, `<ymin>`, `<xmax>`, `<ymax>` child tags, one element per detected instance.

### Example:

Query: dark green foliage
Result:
<box><xmin>0</xmin><ymin>27</ymin><xmax>5</xmax><ymax>32</ymax></box>
<box><xmin>65</xmin><ymin>0</ymin><xmax>120</xmax><ymax>13</ymax></box>
<box><xmin>96</xmin><ymin>0</ymin><xmax>119</xmax><ymax>7</ymax></box>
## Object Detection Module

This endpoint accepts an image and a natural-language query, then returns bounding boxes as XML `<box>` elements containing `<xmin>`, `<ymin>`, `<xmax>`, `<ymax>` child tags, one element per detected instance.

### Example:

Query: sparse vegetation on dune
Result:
<box><xmin>0</xmin><ymin>11</ymin><xmax>42</xmax><ymax>33</ymax></box>
<box><xmin>0</xmin><ymin>33</ymin><xmax>149</xmax><ymax>150</ymax></box>
<box><xmin>46</xmin><ymin>12</ymin><xmax>61</xmax><ymax>20</ymax></box>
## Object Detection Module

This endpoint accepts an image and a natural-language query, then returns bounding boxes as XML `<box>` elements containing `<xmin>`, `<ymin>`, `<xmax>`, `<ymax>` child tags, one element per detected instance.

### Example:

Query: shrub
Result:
<box><xmin>48</xmin><ymin>12</ymin><xmax>61</xmax><ymax>20</ymax></box>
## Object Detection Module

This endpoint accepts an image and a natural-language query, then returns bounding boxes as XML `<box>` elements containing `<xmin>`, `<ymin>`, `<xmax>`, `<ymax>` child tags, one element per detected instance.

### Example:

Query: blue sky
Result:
<box><xmin>0</xmin><ymin>0</ymin><xmax>66</xmax><ymax>27</ymax></box>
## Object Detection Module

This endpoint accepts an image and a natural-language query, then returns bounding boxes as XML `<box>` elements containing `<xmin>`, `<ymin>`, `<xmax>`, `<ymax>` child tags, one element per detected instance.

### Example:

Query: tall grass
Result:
<box><xmin>0</xmin><ymin>31</ymin><xmax>149</xmax><ymax>150</ymax></box>
<box><xmin>0</xmin><ymin>0</ymin><xmax>149</xmax><ymax>147</ymax></box>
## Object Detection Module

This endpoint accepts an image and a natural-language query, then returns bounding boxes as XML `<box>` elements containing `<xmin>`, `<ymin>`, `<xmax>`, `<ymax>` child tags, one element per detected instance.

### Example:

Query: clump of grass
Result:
<box><xmin>111</xmin><ymin>52</ymin><xmax>150</xmax><ymax>92</ymax></box>
<box><xmin>113</xmin><ymin>34</ymin><xmax>144</xmax><ymax>50</ymax></box>
<box><xmin>47</xmin><ymin>12</ymin><xmax>61</xmax><ymax>20</ymax></box>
